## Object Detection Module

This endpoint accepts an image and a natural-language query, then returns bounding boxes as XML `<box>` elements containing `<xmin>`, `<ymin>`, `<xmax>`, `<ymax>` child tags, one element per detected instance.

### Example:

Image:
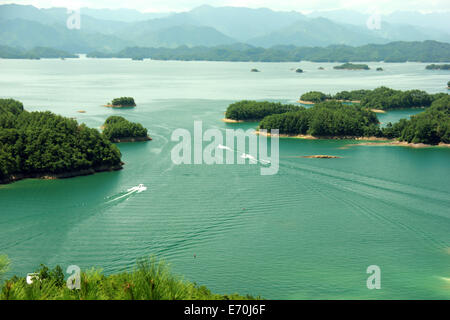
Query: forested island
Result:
<box><xmin>0</xmin><ymin>255</ymin><xmax>256</xmax><ymax>300</ymax></box>
<box><xmin>106</xmin><ymin>97</ymin><xmax>136</xmax><ymax>108</ymax></box>
<box><xmin>86</xmin><ymin>41</ymin><xmax>450</xmax><ymax>63</ymax></box>
<box><xmin>103</xmin><ymin>116</ymin><xmax>151</xmax><ymax>143</ymax></box>
<box><xmin>333</xmin><ymin>63</ymin><xmax>370</xmax><ymax>70</ymax></box>
<box><xmin>0</xmin><ymin>99</ymin><xmax>123</xmax><ymax>184</ymax></box>
<box><xmin>0</xmin><ymin>46</ymin><xmax>77</xmax><ymax>59</ymax></box>
<box><xmin>225</xmin><ymin>94</ymin><xmax>449</xmax><ymax>146</ymax></box>
<box><xmin>299</xmin><ymin>87</ymin><xmax>446</xmax><ymax>110</ymax></box>
<box><xmin>382</xmin><ymin>95</ymin><xmax>449</xmax><ymax>145</ymax></box>
<box><xmin>426</xmin><ymin>64</ymin><xmax>450</xmax><ymax>70</ymax></box>
<box><xmin>224</xmin><ymin>100</ymin><xmax>301</xmax><ymax>122</ymax></box>
<box><xmin>259</xmin><ymin>101</ymin><xmax>380</xmax><ymax>137</ymax></box>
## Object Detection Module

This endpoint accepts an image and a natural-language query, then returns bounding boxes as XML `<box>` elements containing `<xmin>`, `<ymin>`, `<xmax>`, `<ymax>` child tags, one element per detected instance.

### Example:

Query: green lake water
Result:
<box><xmin>0</xmin><ymin>59</ymin><xmax>449</xmax><ymax>299</ymax></box>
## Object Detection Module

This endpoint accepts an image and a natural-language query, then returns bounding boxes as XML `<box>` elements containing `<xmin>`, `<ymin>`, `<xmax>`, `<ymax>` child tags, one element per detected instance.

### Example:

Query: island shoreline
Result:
<box><xmin>0</xmin><ymin>163</ymin><xmax>124</xmax><ymax>185</ymax></box>
<box><xmin>254</xmin><ymin>131</ymin><xmax>450</xmax><ymax>148</ymax></box>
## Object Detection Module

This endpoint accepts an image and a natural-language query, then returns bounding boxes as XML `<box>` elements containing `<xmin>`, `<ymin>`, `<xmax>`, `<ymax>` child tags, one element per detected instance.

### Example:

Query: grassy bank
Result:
<box><xmin>0</xmin><ymin>256</ymin><xmax>258</xmax><ymax>300</ymax></box>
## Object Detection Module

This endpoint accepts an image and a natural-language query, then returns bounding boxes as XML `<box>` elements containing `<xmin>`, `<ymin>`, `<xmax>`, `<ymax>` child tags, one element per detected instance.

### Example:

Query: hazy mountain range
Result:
<box><xmin>0</xmin><ymin>4</ymin><xmax>449</xmax><ymax>53</ymax></box>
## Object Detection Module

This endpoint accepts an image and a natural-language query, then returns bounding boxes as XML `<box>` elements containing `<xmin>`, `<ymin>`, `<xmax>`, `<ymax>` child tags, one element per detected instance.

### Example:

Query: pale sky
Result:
<box><xmin>1</xmin><ymin>0</ymin><xmax>450</xmax><ymax>13</ymax></box>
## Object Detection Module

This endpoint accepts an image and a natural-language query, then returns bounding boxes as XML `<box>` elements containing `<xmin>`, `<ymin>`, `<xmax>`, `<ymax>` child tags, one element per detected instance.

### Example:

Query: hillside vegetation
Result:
<box><xmin>0</xmin><ymin>256</ymin><xmax>257</xmax><ymax>300</ymax></box>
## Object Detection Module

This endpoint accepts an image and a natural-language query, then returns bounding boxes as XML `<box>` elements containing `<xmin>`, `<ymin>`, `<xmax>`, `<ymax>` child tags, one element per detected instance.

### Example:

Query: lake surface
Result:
<box><xmin>0</xmin><ymin>59</ymin><xmax>449</xmax><ymax>299</ymax></box>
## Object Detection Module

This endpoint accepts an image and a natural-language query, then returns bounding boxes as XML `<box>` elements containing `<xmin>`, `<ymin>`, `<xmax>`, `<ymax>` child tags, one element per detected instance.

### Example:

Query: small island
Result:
<box><xmin>376</xmin><ymin>67</ymin><xmax>384</xmax><ymax>71</ymax></box>
<box><xmin>425</xmin><ymin>64</ymin><xmax>450</xmax><ymax>70</ymax></box>
<box><xmin>251</xmin><ymin>68</ymin><xmax>260</xmax><ymax>72</ymax></box>
<box><xmin>105</xmin><ymin>97</ymin><xmax>136</xmax><ymax>108</ymax></box>
<box><xmin>318</xmin><ymin>67</ymin><xmax>325</xmax><ymax>70</ymax></box>
<box><xmin>334</xmin><ymin>63</ymin><xmax>370</xmax><ymax>70</ymax></box>
<box><xmin>224</xmin><ymin>100</ymin><xmax>301</xmax><ymax>122</ymax></box>
<box><xmin>0</xmin><ymin>99</ymin><xmax>123</xmax><ymax>185</ymax></box>
<box><xmin>295</xmin><ymin>68</ymin><xmax>303</xmax><ymax>73</ymax></box>
<box><xmin>102</xmin><ymin>116</ymin><xmax>152</xmax><ymax>143</ymax></box>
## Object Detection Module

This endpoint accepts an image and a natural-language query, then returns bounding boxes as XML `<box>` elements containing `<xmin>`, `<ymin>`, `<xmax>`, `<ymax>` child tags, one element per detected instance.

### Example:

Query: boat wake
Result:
<box><xmin>217</xmin><ymin>144</ymin><xmax>271</xmax><ymax>165</ymax></box>
<box><xmin>106</xmin><ymin>184</ymin><xmax>147</xmax><ymax>203</ymax></box>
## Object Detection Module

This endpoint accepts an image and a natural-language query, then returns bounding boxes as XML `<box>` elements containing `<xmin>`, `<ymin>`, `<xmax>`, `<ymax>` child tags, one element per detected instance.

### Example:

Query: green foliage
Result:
<box><xmin>110</xmin><ymin>97</ymin><xmax>136</xmax><ymax>107</ymax></box>
<box><xmin>0</xmin><ymin>255</ymin><xmax>10</xmax><ymax>283</ymax></box>
<box><xmin>333</xmin><ymin>63</ymin><xmax>370</xmax><ymax>70</ymax></box>
<box><xmin>102</xmin><ymin>116</ymin><xmax>148</xmax><ymax>141</ymax></box>
<box><xmin>299</xmin><ymin>87</ymin><xmax>444</xmax><ymax>110</ymax></box>
<box><xmin>225</xmin><ymin>101</ymin><xmax>302</xmax><ymax>121</ymax></box>
<box><xmin>259</xmin><ymin>100</ymin><xmax>380</xmax><ymax>137</ymax></box>
<box><xmin>0</xmin><ymin>99</ymin><xmax>122</xmax><ymax>182</ymax></box>
<box><xmin>300</xmin><ymin>91</ymin><xmax>329</xmax><ymax>103</ymax></box>
<box><xmin>359</xmin><ymin>87</ymin><xmax>441</xmax><ymax>110</ymax></box>
<box><xmin>333</xmin><ymin>90</ymin><xmax>371</xmax><ymax>101</ymax></box>
<box><xmin>425</xmin><ymin>64</ymin><xmax>450</xmax><ymax>70</ymax></box>
<box><xmin>382</xmin><ymin>95</ymin><xmax>450</xmax><ymax>144</ymax></box>
<box><xmin>0</xmin><ymin>257</ymin><xmax>258</xmax><ymax>300</ymax></box>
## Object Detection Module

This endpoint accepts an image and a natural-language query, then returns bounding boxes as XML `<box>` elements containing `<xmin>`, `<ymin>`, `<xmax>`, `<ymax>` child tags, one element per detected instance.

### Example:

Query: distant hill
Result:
<box><xmin>131</xmin><ymin>25</ymin><xmax>237</xmax><ymax>48</ymax></box>
<box><xmin>0</xmin><ymin>4</ymin><xmax>449</xmax><ymax>53</ymax></box>
<box><xmin>0</xmin><ymin>18</ymin><xmax>132</xmax><ymax>52</ymax></box>
<box><xmin>248</xmin><ymin>17</ymin><xmax>386</xmax><ymax>47</ymax></box>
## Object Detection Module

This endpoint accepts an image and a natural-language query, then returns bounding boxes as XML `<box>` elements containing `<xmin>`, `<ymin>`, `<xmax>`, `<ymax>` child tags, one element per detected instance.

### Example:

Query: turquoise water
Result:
<box><xmin>0</xmin><ymin>59</ymin><xmax>449</xmax><ymax>299</ymax></box>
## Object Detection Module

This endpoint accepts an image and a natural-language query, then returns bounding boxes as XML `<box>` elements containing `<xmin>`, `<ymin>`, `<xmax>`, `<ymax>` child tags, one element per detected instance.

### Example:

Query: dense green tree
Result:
<box><xmin>300</xmin><ymin>91</ymin><xmax>329</xmax><ymax>103</ymax></box>
<box><xmin>332</xmin><ymin>90</ymin><xmax>371</xmax><ymax>101</ymax></box>
<box><xmin>0</xmin><ymin>99</ymin><xmax>122</xmax><ymax>182</ymax></box>
<box><xmin>382</xmin><ymin>95</ymin><xmax>450</xmax><ymax>144</ymax></box>
<box><xmin>260</xmin><ymin>101</ymin><xmax>380</xmax><ymax>137</ymax></box>
<box><xmin>110</xmin><ymin>97</ymin><xmax>136</xmax><ymax>107</ymax></box>
<box><xmin>225</xmin><ymin>100</ymin><xmax>302</xmax><ymax>121</ymax></box>
<box><xmin>299</xmin><ymin>87</ymin><xmax>445</xmax><ymax>110</ymax></box>
<box><xmin>102</xmin><ymin>116</ymin><xmax>148</xmax><ymax>141</ymax></box>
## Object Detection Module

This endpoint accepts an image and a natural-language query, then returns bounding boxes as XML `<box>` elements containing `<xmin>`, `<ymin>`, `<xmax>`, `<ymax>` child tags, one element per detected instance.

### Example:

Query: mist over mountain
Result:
<box><xmin>0</xmin><ymin>4</ymin><xmax>448</xmax><ymax>53</ymax></box>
